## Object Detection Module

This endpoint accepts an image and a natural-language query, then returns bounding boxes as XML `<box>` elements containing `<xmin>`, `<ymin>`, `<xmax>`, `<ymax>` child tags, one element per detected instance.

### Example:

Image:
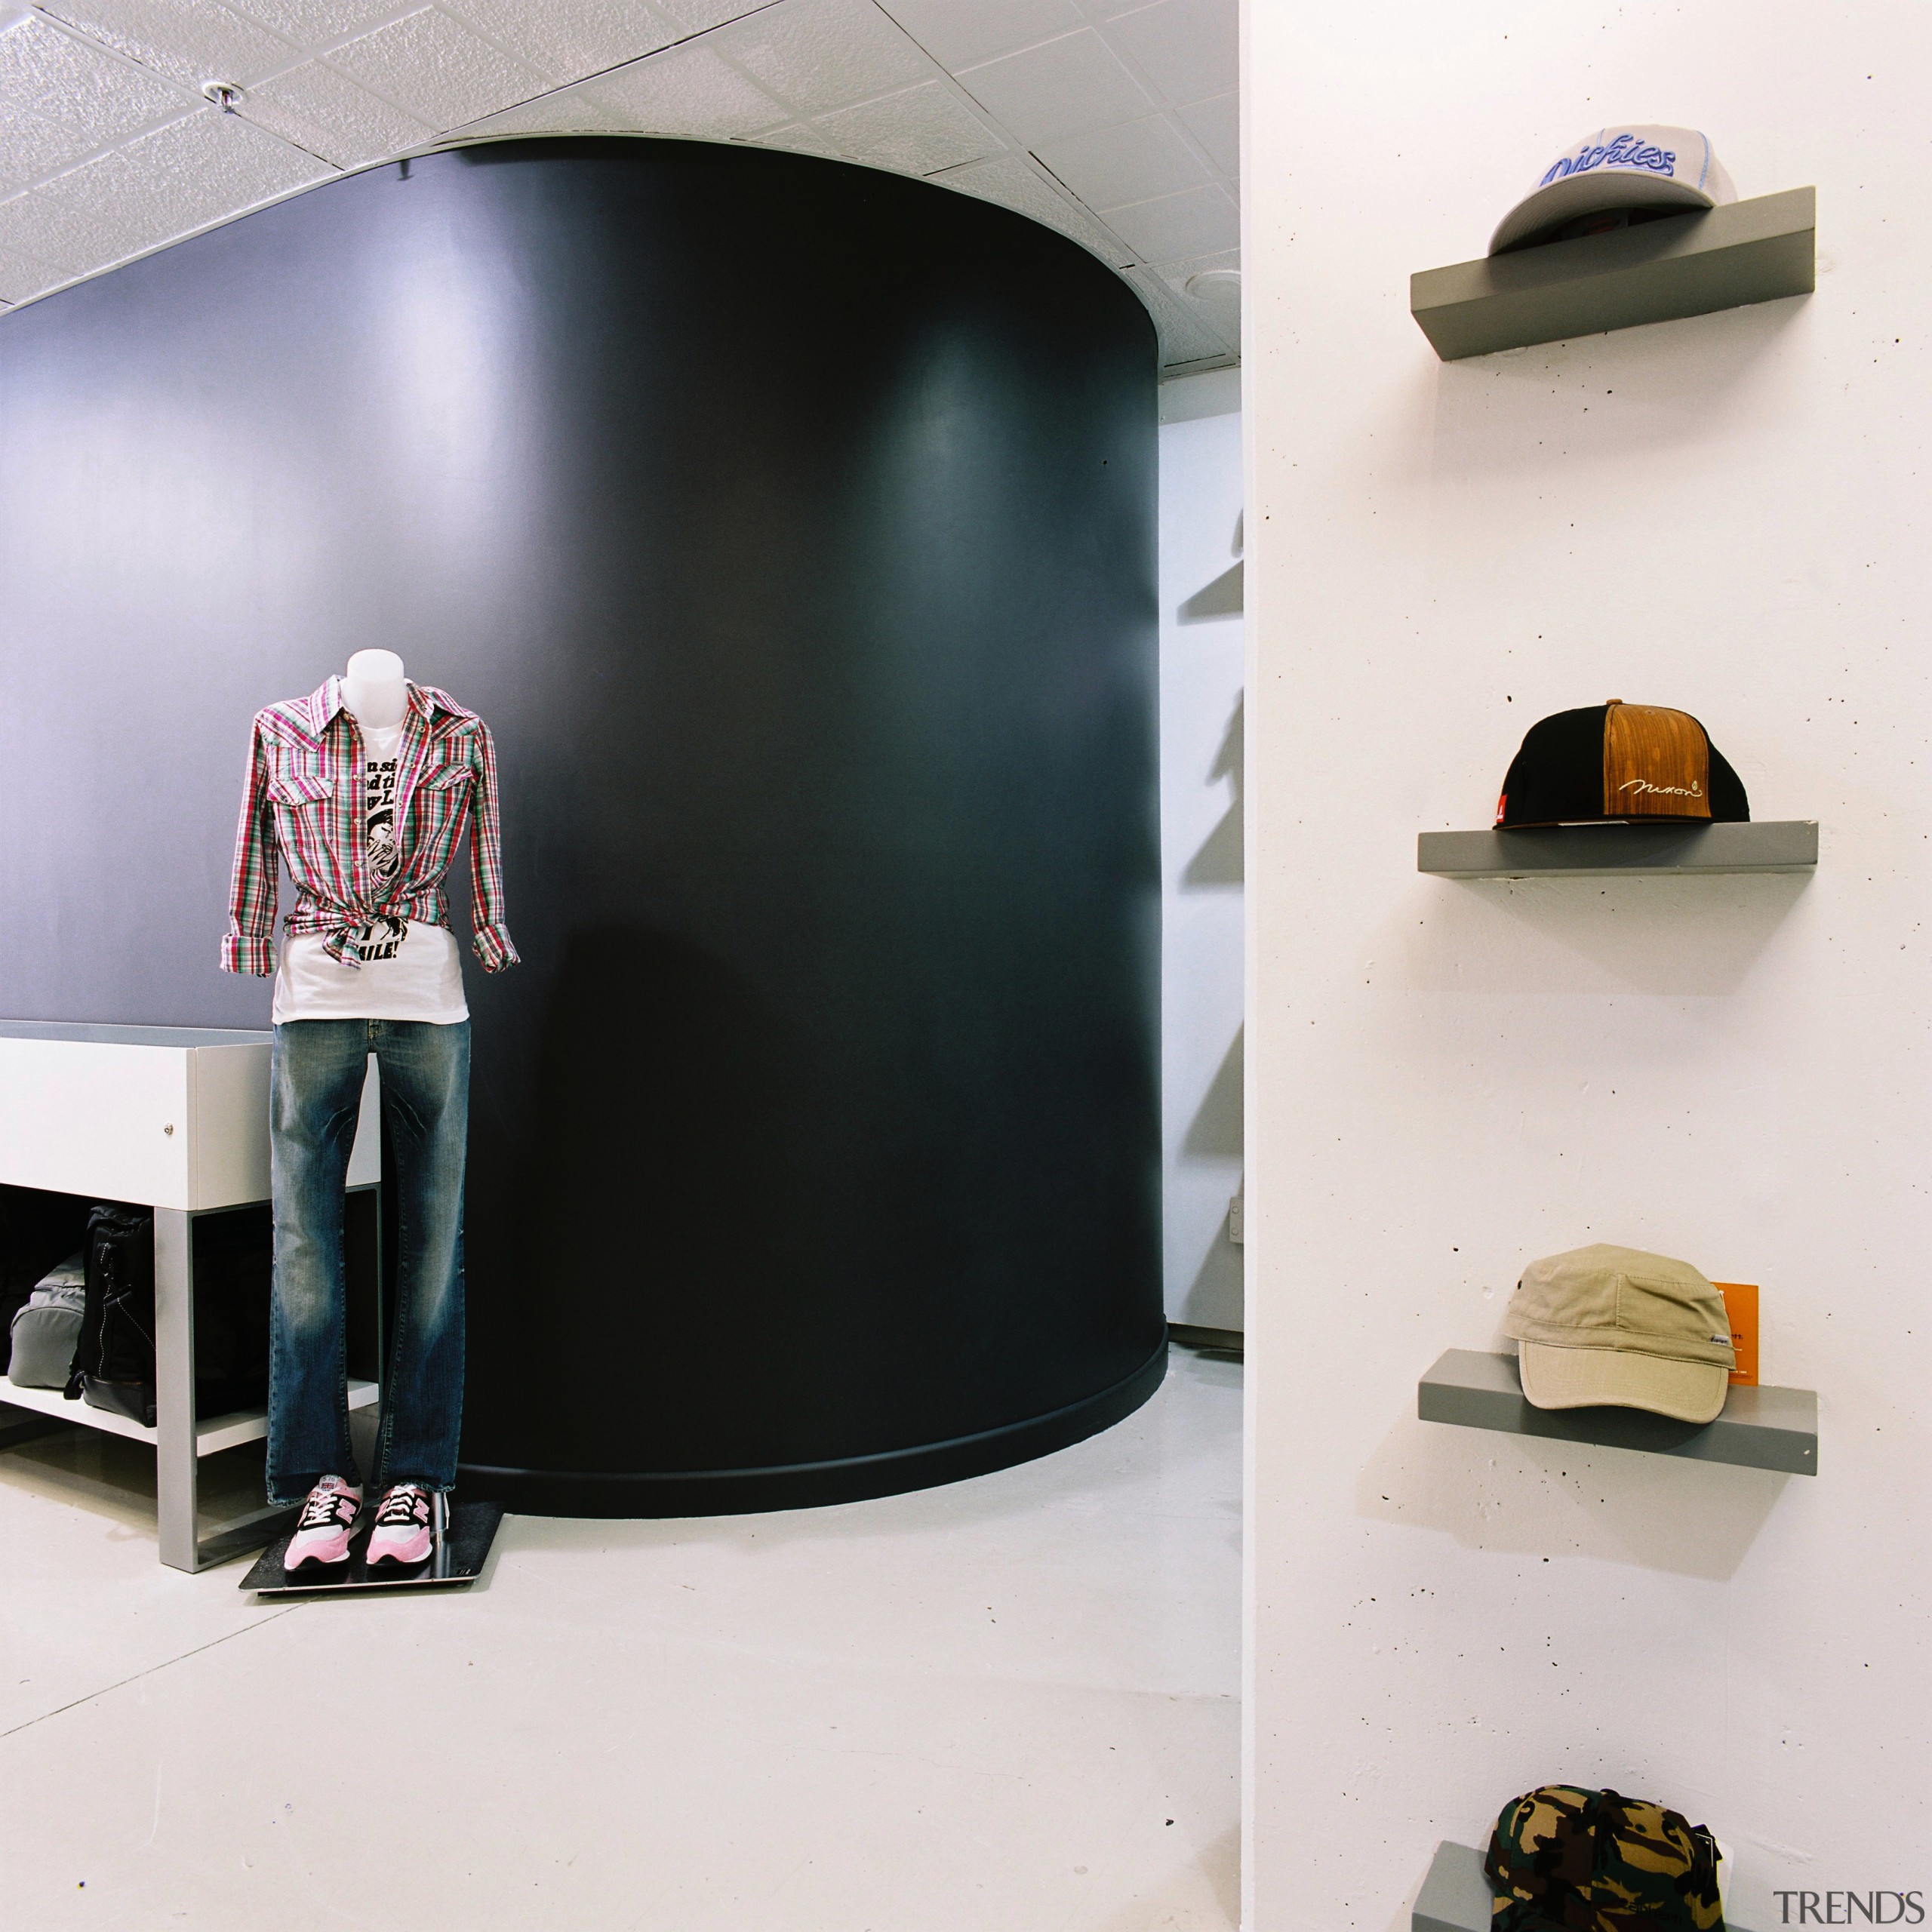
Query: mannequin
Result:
<box><xmin>221</xmin><ymin>651</ymin><xmax>519</xmax><ymax>1571</ymax></box>
<box><xmin>340</xmin><ymin>647</ymin><xmax>408</xmax><ymax>734</ymax></box>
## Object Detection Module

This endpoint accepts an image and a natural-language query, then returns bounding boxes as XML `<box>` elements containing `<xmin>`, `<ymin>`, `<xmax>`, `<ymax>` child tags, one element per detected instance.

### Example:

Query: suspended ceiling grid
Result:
<box><xmin>0</xmin><ymin>0</ymin><xmax>1240</xmax><ymax>372</ymax></box>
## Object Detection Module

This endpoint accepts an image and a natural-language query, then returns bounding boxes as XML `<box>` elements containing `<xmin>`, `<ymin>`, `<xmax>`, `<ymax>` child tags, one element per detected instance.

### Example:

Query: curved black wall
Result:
<box><xmin>0</xmin><ymin>137</ymin><xmax>1163</xmax><ymax>1514</ymax></box>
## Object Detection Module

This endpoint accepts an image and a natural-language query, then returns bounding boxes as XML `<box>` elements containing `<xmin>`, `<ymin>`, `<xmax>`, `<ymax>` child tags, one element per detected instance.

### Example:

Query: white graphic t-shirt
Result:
<box><xmin>271</xmin><ymin>720</ymin><xmax>469</xmax><ymax>1025</ymax></box>
<box><xmin>359</xmin><ymin>748</ymin><xmax>404</xmax><ymax>953</ymax></box>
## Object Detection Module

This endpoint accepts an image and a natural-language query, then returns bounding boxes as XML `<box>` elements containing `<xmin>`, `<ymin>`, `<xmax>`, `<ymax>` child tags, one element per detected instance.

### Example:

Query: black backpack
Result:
<box><xmin>60</xmin><ymin>1204</ymin><xmax>273</xmax><ymax>1426</ymax></box>
<box><xmin>68</xmin><ymin>1204</ymin><xmax>158</xmax><ymax>1428</ymax></box>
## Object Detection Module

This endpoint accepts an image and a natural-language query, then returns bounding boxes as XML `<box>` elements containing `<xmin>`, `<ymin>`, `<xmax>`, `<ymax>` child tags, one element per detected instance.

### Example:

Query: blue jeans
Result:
<box><xmin>266</xmin><ymin>1019</ymin><xmax>469</xmax><ymax>1506</ymax></box>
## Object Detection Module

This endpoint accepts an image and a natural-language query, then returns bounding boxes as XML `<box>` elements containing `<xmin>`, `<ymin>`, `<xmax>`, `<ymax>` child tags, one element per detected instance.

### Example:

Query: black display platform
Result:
<box><xmin>240</xmin><ymin>1501</ymin><xmax>503</xmax><ymax>1596</ymax></box>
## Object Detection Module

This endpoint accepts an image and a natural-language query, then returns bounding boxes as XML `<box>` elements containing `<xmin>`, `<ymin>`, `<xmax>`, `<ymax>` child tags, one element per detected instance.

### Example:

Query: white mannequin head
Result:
<box><xmin>340</xmin><ymin>649</ymin><xmax>408</xmax><ymax>732</ymax></box>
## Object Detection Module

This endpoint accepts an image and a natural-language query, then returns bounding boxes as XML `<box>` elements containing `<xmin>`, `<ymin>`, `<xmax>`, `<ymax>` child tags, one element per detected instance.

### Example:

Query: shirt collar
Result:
<box><xmin>316</xmin><ymin>675</ymin><xmax>439</xmax><ymax>731</ymax></box>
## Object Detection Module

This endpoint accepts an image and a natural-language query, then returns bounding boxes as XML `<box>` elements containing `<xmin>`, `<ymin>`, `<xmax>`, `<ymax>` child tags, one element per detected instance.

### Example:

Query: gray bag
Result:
<box><xmin>8</xmin><ymin>1254</ymin><xmax>86</xmax><ymax>1390</ymax></box>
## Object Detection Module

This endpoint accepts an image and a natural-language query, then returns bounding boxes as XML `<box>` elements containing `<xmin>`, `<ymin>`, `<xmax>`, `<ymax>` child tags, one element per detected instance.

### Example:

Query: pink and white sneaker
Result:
<box><xmin>366</xmin><ymin>1483</ymin><xmax>435</xmax><ymax>1567</ymax></box>
<box><xmin>283</xmin><ymin>1476</ymin><xmax>362</xmax><ymax>1570</ymax></box>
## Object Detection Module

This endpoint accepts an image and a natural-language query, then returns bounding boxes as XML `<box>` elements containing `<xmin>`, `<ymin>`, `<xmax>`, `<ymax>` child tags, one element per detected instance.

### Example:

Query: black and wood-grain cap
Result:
<box><xmin>1494</xmin><ymin>700</ymin><xmax>1749</xmax><ymax>828</ymax></box>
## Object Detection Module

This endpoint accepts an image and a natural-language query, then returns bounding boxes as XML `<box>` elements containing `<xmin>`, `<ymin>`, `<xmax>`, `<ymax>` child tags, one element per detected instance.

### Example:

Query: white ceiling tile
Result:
<box><xmin>1153</xmin><ymin>241</ymin><xmax>1235</xmax><ymax>284</ymax></box>
<box><xmin>37</xmin><ymin>105</ymin><xmax>328</xmax><ymax>258</ymax></box>
<box><xmin>652</xmin><ymin>0</ymin><xmax>765</xmax><ymax>26</ymax></box>
<box><xmin>0</xmin><ymin>176</ymin><xmax>128</xmax><ymax>268</ymax></box>
<box><xmin>327</xmin><ymin>6</ymin><xmax>542</xmax><ymax>129</ymax></box>
<box><xmin>1034</xmin><ymin>112</ymin><xmax>1201</xmax><ymax>211</ymax></box>
<box><xmin>1175</xmin><ymin>88</ymin><xmax>1232</xmax><ymax>176</ymax></box>
<box><xmin>0</xmin><ymin>0</ymin><xmax>1233</xmax><ymax>356</ymax></box>
<box><xmin>1153</xmin><ymin>252</ymin><xmax>1239</xmax><ymax>363</ymax></box>
<box><xmin>812</xmin><ymin>76</ymin><xmax>996</xmax><ymax>174</ymax></box>
<box><xmin>457</xmin><ymin>85</ymin><xmax>622</xmax><ymax>134</ymax></box>
<box><xmin>575</xmin><ymin>42</ymin><xmax>789</xmax><ymax>136</ymax></box>
<box><xmin>241</xmin><ymin>56</ymin><xmax>432</xmax><ymax>163</ymax></box>
<box><xmin>0</xmin><ymin>100</ymin><xmax>103</xmax><ymax>188</ymax></box>
<box><xmin>1121</xmin><ymin>260</ymin><xmax>1230</xmax><ymax>368</ymax></box>
<box><xmin>225</xmin><ymin>0</ymin><xmax>392</xmax><ymax>45</ymax></box>
<box><xmin>0</xmin><ymin>241</ymin><xmax>68</xmax><ymax>300</ymax></box>
<box><xmin>0</xmin><ymin>14</ymin><xmax>187</xmax><ymax>145</ymax></box>
<box><xmin>930</xmin><ymin>150</ymin><xmax>1131</xmax><ymax>267</ymax></box>
<box><xmin>437</xmin><ymin>0</ymin><xmax>679</xmax><ymax>85</ymax></box>
<box><xmin>875</xmin><ymin>0</ymin><xmax>1078</xmax><ymax>71</ymax></box>
<box><xmin>710</xmin><ymin>0</ymin><xmax>931</xmax><ymax>116</ymax></box>
<box><xmin>0</xmin><ymin>233</ymin><xmax>69</xmax><ymax>290</ymax></box>
<box><xmin>1100</xmin><ymin>180</ymin><xmax>1234</xmax><ymax>261</ymax></box>
<box><xmin>36</xmin><ymin>0</ymin><xmax>295</xmax><ymax>92</ymax></box>
<box><xmin>1174</xmin><ymin>261</ymin><xmax>1235</xmax><ymax>331</ymax></box>
<box><xmin>955</xmin><ymin>28</ymin><xmax>1150</xmax><ymax>146</ymax></box>
<box><xmin>749</xmin><ymin>119</ymin><xmax>840</xmax><ymax>156</ymax></box>
<box><xmin>1101</xmin><ymin>0</ymin><xmax>1233</xmax><ymax>107</ymax></box>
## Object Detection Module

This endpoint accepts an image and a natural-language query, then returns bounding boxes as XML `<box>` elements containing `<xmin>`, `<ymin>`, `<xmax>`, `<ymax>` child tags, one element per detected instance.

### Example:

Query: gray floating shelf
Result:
<box><xmin>1420</xmin><ymin>1349</ymin><xmax>1817</xmax><ymax>1475</ymax></box>
<box><xmin>1412</xmin><ymin>186</ymin><xmax>1815</xmax><ymax>361</ymax></box>
<box><xmin>1414</xmin><ymin>1843</ymin><xmax>1502</xmax><ymax>1932</ymax></box>
<box><xmin>1418</xmin><ymin>820</ymin><xmax>1817</xmax><ymax>878</ymax></box>
<box><xmin>1416</xmin><ymin>1843</ymin><xmax>1760</xmax><ymax>1932</ymax></box>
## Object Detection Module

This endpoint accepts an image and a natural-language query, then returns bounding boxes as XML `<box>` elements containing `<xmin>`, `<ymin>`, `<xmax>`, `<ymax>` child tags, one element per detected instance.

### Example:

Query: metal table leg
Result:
<box><xmin>154</xmin><ymin>1208</ymin><xmax>289</xmax><ymax>1573</ymax></box>
<box><xmin>152</xmin><ymin>1208</ymin><xmax>198</xmax><ymax>1573</ymax></box>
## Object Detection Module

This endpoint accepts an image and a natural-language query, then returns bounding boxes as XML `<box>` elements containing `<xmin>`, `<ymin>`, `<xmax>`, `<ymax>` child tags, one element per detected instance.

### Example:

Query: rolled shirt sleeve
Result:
<box><xmin>465</xmin><ymin>718</ymin><xmax>520</xmax><ymax>974</ymax></box>
<box><xmin>220</xmin><ymin>716</ymin><xmax>279</xmax><ymax>977</ymax></box>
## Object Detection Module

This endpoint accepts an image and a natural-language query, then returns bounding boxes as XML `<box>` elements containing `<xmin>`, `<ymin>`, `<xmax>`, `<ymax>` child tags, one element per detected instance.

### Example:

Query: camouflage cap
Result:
<box><xmin>1485</xmin><ymin>1786</ymin><xmax>1724</xmax><ymax>1931</ymax></box>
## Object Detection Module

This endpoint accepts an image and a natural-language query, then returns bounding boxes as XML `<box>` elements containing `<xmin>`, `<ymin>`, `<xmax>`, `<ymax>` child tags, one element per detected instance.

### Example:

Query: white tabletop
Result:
<box><xmin>0</xmin><ymin>1021</ymin><xmax>271</xmax><ymax>1048</ymax></box>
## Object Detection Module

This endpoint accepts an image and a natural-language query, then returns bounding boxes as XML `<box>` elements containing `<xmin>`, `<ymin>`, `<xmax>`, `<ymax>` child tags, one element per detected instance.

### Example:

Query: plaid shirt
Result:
<box><xmin>220</xmin><ymin>677</ymin><xmax>519</xmax><ymax>977</ymax></box>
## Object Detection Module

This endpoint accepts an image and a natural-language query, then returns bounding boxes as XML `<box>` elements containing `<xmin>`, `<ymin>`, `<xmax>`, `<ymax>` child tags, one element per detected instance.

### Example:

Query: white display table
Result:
<box><xmin>0</xmin><ymin>1023</ymin><xmax>380</xmax><ymax>1571</ymax></box>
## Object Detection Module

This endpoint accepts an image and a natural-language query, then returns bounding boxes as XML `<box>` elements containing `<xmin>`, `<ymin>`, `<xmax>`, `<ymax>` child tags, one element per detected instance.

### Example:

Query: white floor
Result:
<box><xmin>0</xmin><ymin>1345</ymin><xmax>1241</xmax><ymax>1932</ymax></box>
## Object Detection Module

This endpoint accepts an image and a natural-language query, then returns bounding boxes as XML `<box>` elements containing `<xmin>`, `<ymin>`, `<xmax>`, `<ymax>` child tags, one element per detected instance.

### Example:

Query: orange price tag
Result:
<box><xmin>1713</xmin><ymin>1283</ymin><xmax>1758</xmax><ymax>1385</ymax></box>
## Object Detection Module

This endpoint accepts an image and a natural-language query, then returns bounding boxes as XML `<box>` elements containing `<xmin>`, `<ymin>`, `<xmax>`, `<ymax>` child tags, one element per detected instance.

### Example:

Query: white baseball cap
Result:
<box><xmin>1490</xmin><ymin>126</ymin><xmax>1736</xmax><ymax>256</ymax></box>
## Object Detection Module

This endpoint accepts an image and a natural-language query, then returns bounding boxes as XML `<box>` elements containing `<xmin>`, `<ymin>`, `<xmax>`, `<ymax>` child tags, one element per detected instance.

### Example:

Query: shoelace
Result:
<box><xmin>297</xmin><ymin>1484</ymin><xmax>357</xmax><ymax>1532</ymax></box>
<box><xmin>374</xmin><ymin>1484</ymin><xmax>431</xmax><ymax>1527</ymax></box>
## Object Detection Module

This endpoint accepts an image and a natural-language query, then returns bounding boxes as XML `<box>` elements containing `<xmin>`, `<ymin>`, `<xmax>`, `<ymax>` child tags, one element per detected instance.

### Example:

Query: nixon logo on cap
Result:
<box><xmin>1493</xmin><ymin>701</ymin><xmax>1749</xmax><ymax>831</ymax></box>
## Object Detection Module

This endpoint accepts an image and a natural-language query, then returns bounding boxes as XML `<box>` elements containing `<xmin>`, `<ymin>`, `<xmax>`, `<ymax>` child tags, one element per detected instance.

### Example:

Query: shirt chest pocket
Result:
<box><xmin>268</xmin><ymin>770</ymin><xmax>334</xmax><ymax>811</ymax></box>
<box><xmin>406</xmin><ymin>761</ymin><xmax>472</xmax><ymax>844</ymax></box>
<box><xmin>411</xmin><ymin>762</ymin><xmax>472</xmax><ymax>808</ymax></box>
<box><xmin>266</xmin><ymin>769</ymin><xmax>336</xmax><ymax>875</ymax></box>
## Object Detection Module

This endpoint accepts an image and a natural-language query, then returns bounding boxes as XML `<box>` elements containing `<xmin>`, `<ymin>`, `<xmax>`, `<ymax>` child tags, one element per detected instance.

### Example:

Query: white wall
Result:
<box><xmin>1243</xmin><ymin>8</ymin><xmax>1930</xmax><ymax>1930</ymax></box>
<box><xmin>1161</xmin><ymin>368</ymin><xmax>1245</xmax><ymax>1332</ymax></box>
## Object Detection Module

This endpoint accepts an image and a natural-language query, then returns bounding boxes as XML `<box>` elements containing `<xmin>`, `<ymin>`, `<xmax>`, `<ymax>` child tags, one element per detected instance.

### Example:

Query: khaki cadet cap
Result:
<box><xmin>1504</xmin><ymin>1244</ymin><xmax>1737</xmax><ymax>1425</ymax></box>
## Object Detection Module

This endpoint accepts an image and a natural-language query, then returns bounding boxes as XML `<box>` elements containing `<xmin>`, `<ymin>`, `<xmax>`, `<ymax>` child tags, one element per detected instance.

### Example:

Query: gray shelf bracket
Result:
<box><xmin>1419</xmin><ymin>1349</ymin><xmax>1817</xmax><ymax>1475</ymax></box>
<box><xmin>1417</xmin><ymin>820</ymin><xmax>1817</xmax><ymax>878</ymax></box>
<box><xmin>1415</xmin><ymin>1843</ymin><xmax>1761</xmax><ymax>1932</ymax></box>
<box><xmin>1412</xmin><ymin>187</ymin><xmax>1815</xmax><ymax>361</ymax></box>
<box><xmin>1415</xmin><ymin>1842</ymin><xmax>1502</xmax><ymax>1932</ymax></box>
